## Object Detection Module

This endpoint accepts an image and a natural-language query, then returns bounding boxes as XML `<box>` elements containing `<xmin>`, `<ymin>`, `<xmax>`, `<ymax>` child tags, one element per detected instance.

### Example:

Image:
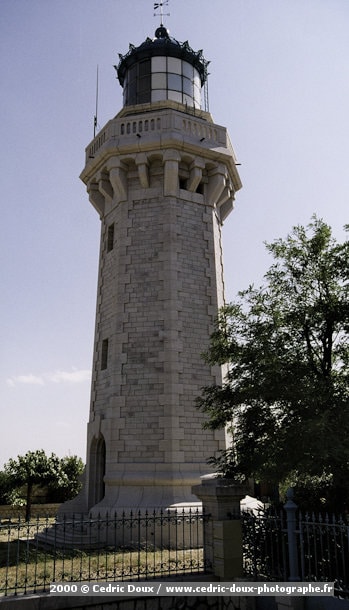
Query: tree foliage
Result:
<box><xmin>47</xmin><ymin>455</ymin><xmax>84</xmax><ymax>503</ymax></box>
<box><xmin>0</xmin><ymin>470</ymin><xmax>13</xmax><ymax>505</ymax></box>
<box><xmin>3</xmin><ymin>450</ymin><xmax>84</xmax><ymax>519</ymax></box>
<box><xmin>197</xmin><ymin>217</ymin><xmax>349</xmax><ymax>511</ymax></box>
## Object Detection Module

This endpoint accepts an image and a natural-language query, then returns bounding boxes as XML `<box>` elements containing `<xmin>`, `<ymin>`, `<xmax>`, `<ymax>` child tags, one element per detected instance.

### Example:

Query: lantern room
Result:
<box><xmin>115</xmin><ymin>26</ymin><xmax>209</xmax><ymax>110</ymax></box>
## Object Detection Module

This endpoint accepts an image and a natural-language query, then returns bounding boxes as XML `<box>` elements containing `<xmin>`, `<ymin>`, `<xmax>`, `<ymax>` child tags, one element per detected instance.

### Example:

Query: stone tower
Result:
<box><xmin>64</xmin><ymin>24</ymin><xmax>241</xmax><ymax>516</ymax></box>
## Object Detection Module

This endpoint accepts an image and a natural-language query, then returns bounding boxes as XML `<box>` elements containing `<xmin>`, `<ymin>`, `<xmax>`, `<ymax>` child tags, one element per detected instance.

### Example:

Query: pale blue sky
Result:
<box><xmin>1</xmin><ymin>0</ymin><xmax>348</xmax><ymax>468</ymax></box>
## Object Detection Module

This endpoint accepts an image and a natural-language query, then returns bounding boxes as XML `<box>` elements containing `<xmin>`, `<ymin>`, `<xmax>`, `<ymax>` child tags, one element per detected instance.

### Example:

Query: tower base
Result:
<box><xmin>58</xmin><ymin>463</ymin><xmax>208</xmax><ymax>518</ymax></box>
<box><xmin>52</xmin><ymin>473</ymin><xmax>205</xmax><ymax>550</ymax></box>
<box><xmin>88</xmin><ymin>487</ymin><xmax>201</xmax><ymax>519</ymax></box>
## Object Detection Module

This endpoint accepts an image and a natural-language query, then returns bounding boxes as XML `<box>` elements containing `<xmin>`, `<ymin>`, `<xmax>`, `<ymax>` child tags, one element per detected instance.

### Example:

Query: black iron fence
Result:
<box><xmin>242</xmin><ymin>508</ymin><xmax>287</xmax><ymax>581</ymax></box>
<box><xmin>242</xmin><ymin>492</ymin><xmax>349</xmax><ymax>598</ymax></box>
<box><xmin>0</xmin><ymin>508</ymin><xmax>210</xmax><ymax>597</ymax></box>
<box><xmin>3</xmin><ymin>494</ymin><xmax>349</xmax><ymax>599</ymax></box>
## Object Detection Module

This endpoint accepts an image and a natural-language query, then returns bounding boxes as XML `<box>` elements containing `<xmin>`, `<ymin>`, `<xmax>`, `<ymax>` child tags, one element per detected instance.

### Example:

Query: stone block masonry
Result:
<box><xmin>87</xmin><ymin>191</ymin><xmax>227</xmax><ymax>509</ymax></box>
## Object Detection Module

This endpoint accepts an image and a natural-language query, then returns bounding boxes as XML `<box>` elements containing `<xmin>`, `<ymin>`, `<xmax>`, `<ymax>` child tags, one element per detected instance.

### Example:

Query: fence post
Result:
<box><xmin>284</xmin><ymin>488</ymin><xmax>300</xmax><ymax>581</ymax></box>
<box><xmin>192</xmin><ymin>474</ymin><xmax>248</xmax><ymax>580</ymax></box>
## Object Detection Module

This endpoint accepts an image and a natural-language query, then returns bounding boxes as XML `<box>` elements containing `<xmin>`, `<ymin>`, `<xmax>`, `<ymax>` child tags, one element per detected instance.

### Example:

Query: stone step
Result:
<box><xmin>35</xmin><ymin>522</ymin><xmax>106</xmax><ymax>550</ymax></box>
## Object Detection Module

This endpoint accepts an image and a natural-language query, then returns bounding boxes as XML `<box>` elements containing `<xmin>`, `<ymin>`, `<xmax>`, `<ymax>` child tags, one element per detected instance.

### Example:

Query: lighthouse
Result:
<box><xmin>64</xmin><ymin>21</ymin><xmax>241</xmax><ymax>516</ymax></box>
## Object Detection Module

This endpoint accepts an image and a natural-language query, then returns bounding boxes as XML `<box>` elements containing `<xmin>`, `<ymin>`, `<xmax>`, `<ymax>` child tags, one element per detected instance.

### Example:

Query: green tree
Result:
<box><xmin>47</xmin><ymin>455</ymin><xmax>84</xmax><ymax>502</ymax></box>
<box><xmin>0</xmin><ymin>470</ymin><xmax>13</xmax><ymax>505</ymax></box>
<box><xmin>3</xmin><ymin>451</ymin><xmax>84</xmax><ymax>518</ymax></box>
<box><xmin>5</xmin><ymin>450</ymin><xmax>63</xmax><ymax>520</ymax></box>
<box><xmin>197</xmin><ymin>217</ymin><xmax>349</xmax><ymax>511</ymax></box>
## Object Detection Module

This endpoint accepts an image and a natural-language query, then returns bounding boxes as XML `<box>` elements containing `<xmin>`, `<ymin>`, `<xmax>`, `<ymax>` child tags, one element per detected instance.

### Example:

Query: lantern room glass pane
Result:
<box><xmin>139</xmin><ymin>75</ymin><xmax>151</xmax><ymax>93</ymax></box>
<box><xmin>182</xmin><ymin>61</ymin><xmax>193</xmax><ymax>79</ymax></box>
<box><xmin>139</xmin><ymin>59</ymin><xmax>151</xmax><ymax>76</ymax></box>
<box><xmin>168</xmin><ymin>57</ymin><xmax>181</xmax><ymax>74</ymax></box>
<box><xmin>194</xmin><ymin>88</ymin><xmax>201</xmax><ymax>107</ymax></box>
<box><xmin>152</xmin><ymin>73</ymin><xmax>167</xmax><ymax>89</ymax></box>
<box><xmin>138</xmin><ymin>91</ymin><xmax>150</xmax><ymax>103</ymax></box>
<box><xmin>152</xmin><ymin>56</ymin><xmax>167</xmax><ymax>72</ymax></box>
<box><xmin>152</xmin><ymin>89</ymin><xmax>167</xmax><ymax>102</ymax></box>
<box><xmin>193</xmin><ymin>70</ymin><xmax>201</xmax><ymax>88</ymax></box>
<box><xmin>129</xmin><ymin>64</ymin><xmax>137</xmax><ymax>83</ymax></box>
<box><xmin>167</xmin><ymin>73</ymin><xmax>182</xmax><ymax>91</ymax></box>
<box><xmin>168</xmin><ymin>90</ymin><xmax>182</xmax><ymax>103</ymax></box>
<box><xmin>183</xmin><ymin>93</ymin><xmax>194</xmax><ymax>106</ymax></box>
<box><xmin>182</xmin><ymin>77</ymin><xmax>193</xmax><ymax>96</ymax></box>
<box><xmin>194</xmin><ymin>84</ymin><xmax>201</xmax><ymax>100</ymax></box>
<box><xmin>128</xmin><ymin>80</ymin><xmax>137</xmax><ymax>105</ymax></box>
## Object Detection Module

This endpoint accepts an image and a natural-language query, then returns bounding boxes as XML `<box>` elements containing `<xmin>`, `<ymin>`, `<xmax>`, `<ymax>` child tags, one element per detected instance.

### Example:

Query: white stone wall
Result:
<box><xmin>91</xmin><ymin>192</ymin><xmax>226</xmax><ymax>465</ymax></box>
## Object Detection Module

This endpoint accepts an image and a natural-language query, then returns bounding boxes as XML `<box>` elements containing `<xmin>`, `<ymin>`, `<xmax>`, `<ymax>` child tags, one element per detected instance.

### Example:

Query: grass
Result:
<box><xmin>0</xmin><ymin>518</ymin><xmax>205</xmax><ymax>596</ymax></box>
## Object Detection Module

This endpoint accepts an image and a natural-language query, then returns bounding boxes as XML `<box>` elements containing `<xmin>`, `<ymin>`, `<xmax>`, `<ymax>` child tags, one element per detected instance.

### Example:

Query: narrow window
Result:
<box><xmin>101</xmin><ymin>339</ymin><xmax>109</xmax><ymax>370</ymax></box>
<box><xmin>107</xmin><ymin>223</ymin><xmax>114</xmax><ymax>252</ymax></box>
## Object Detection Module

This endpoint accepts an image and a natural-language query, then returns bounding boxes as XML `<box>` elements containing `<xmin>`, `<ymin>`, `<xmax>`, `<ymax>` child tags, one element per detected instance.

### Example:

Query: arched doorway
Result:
<box><xmin>88</xmin><ymin>434</ymin><xmax>106</xmax><ymax>508</ymax></box>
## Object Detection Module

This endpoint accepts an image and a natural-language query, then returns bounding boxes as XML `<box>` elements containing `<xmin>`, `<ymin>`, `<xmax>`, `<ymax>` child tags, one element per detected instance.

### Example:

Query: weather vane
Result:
<box><xmin>154</xmin><ymin>0</ymin><xmax>170</xmax><ymax>27</ymax></box>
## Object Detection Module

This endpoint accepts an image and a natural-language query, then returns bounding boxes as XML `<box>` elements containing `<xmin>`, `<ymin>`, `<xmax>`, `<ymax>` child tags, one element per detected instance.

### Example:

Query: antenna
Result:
<box><xmin>93</xmin><ymin>65</ymin><xmax>99</xmax><ymax>138</ymax></box>
<box><xmin>154</xmin><ymin>1</ymin><xmax>170</xmax><ymax>26</ymax></box>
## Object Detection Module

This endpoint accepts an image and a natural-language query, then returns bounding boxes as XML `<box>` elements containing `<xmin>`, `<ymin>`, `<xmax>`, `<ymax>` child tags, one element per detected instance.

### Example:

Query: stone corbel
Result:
<box><xmin>207</xmin><ymin>163</ymin><xmax>227</xmax><ymax>206</ymax></box>
<box><xmin>97</xmin><ymin>170</ymin><xmax>113</xmax><ymax>202</ymax></box>
<box><xmin>187</xmin><ymin>158</ymin><xmax>205</xmax><ymax>193</ymax></box>
<box><xmin>219</xmin><ymin>197</ymin><xmax>235</xmax><ymax>223</ymax></box>
<box><xmin>107</xmin><ymin>157</ymin><xmax>128</xmax><ymax>202</ymax></box>
<box><xmin>216</xmin><ymin>180</ymin><xmax>235</xmax><ymax>222</ymax></box>
<box><xmin>88</xmin><ymin>182</ymin><xmax>105</xmax><ymax>217</ymax></box>
<box><xmin>135</xmin><ymin>153</ymin><xmax>149</xmax><ymax>189</ymax></box>
<box><xmin>163</xmin><ymin>149</ymin><xmax>181</xmax><ymax>196</ymax></box>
